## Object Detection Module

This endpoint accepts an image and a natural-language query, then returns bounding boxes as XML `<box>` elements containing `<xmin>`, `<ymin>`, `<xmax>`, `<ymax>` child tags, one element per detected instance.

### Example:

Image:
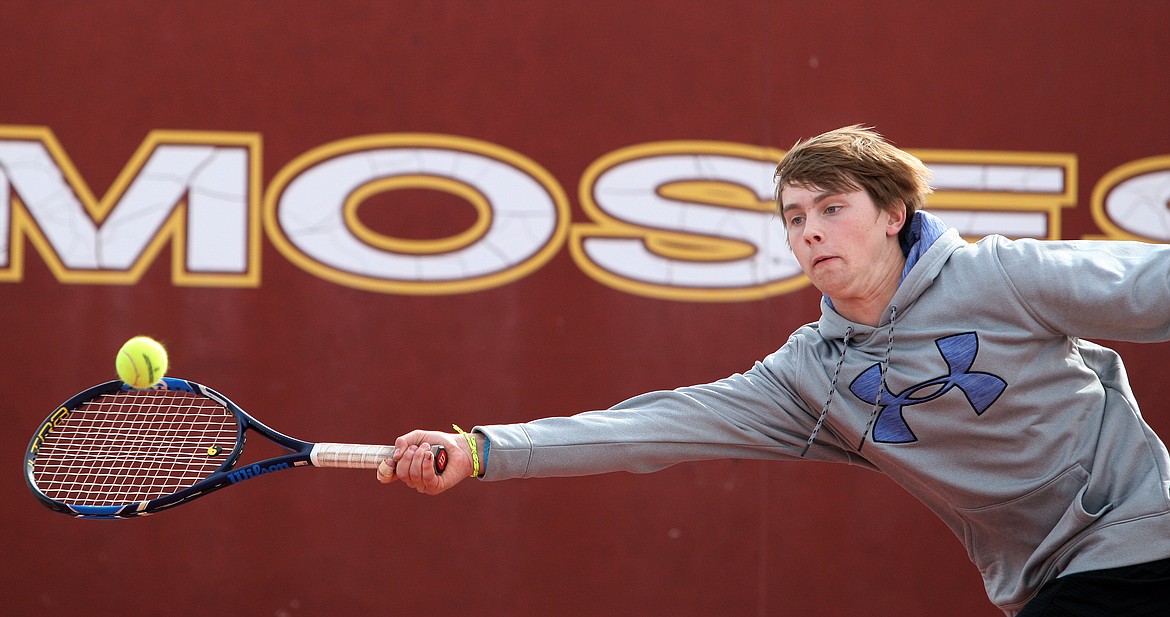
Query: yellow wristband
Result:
<box><xmin>452</xmin><ymin>424</ymin><xmax>480</xmax><ymax>478</ymax></box>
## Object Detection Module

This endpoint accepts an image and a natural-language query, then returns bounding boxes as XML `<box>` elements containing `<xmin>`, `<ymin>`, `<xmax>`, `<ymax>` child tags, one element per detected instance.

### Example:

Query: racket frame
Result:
<box><xmin>25</xmin><ymin>378</ymin><xmax>432</xmax><ymax>519</ymax></box>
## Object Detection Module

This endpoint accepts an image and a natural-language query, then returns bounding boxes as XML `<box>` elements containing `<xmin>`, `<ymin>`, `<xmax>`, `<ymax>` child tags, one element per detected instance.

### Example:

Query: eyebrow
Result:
<box><xmin>781</xmin><ymin>190</ymin><xmax>838</xmax><ymax>214</ymax></box>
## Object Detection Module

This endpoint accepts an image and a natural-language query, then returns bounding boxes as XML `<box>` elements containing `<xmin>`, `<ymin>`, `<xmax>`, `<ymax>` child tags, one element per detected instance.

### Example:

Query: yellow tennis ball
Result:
<box><xmin>115</xmin><ymin>336</ymin><xmax>169</xmax><ymax>389</ymax></box>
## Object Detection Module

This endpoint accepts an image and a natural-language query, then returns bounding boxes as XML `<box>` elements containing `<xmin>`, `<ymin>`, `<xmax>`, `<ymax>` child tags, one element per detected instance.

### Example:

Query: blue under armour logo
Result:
<box><xmin>849</xmin><ymin>332</ymin><xmax>1006</xmax><ymax>444</ymax></box>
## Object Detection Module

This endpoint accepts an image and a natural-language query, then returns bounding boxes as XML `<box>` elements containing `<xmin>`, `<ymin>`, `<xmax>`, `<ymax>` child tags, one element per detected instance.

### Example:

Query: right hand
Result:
<box><xmin>376</xmin><ymin>429</ymin><xmax>475</xmax><ymax>495</ymax></box>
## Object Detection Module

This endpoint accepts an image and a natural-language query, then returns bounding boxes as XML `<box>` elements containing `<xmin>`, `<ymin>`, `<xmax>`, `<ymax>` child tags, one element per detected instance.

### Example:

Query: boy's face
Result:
<box><xmin>780</xmin><ymin>184</ymin><xmax>906</xmax><ymax>310</ymax></box>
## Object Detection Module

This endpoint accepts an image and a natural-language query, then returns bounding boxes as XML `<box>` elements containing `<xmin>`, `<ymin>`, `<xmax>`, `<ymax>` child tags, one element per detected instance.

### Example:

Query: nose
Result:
<box><xmin>802</xmin><ymin>219</ymin><xmax>824</xmax><ymax>244</ymax></box>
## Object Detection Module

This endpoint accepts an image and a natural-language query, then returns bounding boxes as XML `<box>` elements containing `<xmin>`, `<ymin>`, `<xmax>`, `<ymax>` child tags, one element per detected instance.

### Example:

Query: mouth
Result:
<box><xmin>811</xmin><ymin>256</ymin><xmax>837</xmax><ymax>267</ymax></box>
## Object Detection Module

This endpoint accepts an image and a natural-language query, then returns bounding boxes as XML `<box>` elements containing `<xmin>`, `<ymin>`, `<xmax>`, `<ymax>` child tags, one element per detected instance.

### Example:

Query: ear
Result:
<box><xmin>885</xmin><ymin>200</ymin><xmax>908</xmax><ymax>238</ymax></box>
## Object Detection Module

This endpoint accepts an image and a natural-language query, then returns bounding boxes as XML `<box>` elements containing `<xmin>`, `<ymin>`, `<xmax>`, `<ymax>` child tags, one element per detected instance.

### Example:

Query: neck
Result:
<box><xmin>833</xmin><ymin>297</ymin><xmax>893</xmax><ymax>327</ymax></box>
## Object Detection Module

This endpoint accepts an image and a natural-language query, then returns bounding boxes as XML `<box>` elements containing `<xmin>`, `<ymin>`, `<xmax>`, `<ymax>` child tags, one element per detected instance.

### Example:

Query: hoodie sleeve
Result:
<box><xmin>989</xmin><ymin>236</ymin><xmax>1170</xmax><ymax>342</ymax></box>
<box><xmin>476</xmin><ymin>333</ymin><xmax>859</xmax><ymax>481</ymax></box>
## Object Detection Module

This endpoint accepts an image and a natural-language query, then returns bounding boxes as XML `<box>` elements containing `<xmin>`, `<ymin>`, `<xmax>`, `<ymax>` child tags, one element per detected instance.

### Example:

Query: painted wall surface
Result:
<box><xmin>3</xmin><ymin>2</ymin><xmax>1170</xmax><ymax>615</ymax></box>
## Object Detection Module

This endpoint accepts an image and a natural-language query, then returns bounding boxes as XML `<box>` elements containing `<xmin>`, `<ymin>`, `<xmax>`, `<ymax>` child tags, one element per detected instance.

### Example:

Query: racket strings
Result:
<box><xmin>31</xmin><ymin>389</ymin><xmax>239</xmax><ymax>507</ymax></box>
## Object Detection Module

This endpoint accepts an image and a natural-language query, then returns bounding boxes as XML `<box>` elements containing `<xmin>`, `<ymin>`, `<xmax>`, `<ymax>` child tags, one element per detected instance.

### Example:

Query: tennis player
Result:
<box><xmin>381</xmin><ymin>125</ymin><xmax>1170</xmax><ymax>616</ymax></box>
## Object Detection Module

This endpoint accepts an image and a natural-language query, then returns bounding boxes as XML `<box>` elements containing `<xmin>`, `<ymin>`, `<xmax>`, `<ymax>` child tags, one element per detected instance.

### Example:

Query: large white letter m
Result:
<box><xmin>0</xmin><ymin>126</ymin><xmax>260</xmax><ymax>286</ymax></box>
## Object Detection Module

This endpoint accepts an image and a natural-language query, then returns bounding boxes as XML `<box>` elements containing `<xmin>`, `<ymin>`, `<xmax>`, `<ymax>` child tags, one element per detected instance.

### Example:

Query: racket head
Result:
<box><xmin>25</xmin><ymin>378</ymin><xmax>246</xmax><ymax>518</ymax></box>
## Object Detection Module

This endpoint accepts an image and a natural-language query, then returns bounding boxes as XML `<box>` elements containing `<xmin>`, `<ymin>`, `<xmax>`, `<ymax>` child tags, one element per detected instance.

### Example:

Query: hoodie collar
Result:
<box><xmin>899</xmin><ymin>210</ymin><xmax>950</xmax><ymax>283</ymax></box>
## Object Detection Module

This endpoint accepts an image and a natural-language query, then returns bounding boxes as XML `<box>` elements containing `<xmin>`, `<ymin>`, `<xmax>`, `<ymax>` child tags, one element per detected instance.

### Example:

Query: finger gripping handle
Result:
<box><xmin>311</xmin><ymin>443</ymin><xmax>446</xmax><ymax>474</ymax></box>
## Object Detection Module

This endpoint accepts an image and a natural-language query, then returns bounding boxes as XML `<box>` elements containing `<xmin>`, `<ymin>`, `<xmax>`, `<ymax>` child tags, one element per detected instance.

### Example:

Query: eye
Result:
<box><xmin>824</xmin><ymin>204</ymin><xmax>842</xmax><ymax>214</ymax></box>
<box><xmin>788</xmin><ymin>214</ymin><xmax>805</xmax><ymax>226</ymax></box>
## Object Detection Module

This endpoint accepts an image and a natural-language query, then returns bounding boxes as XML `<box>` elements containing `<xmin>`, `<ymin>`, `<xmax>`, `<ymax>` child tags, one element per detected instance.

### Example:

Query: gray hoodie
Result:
<box><xmin>477</xmin><ymin>212</ymin><xmax>1170</xmax><ymax>614</ymax></box>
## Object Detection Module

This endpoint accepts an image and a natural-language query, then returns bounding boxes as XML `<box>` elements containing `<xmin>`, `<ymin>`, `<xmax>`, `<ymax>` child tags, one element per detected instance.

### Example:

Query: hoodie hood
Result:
<box><xmin>900</xmin><ymin>209</ymin><xmax>950</xmax><ymax>282</ymax></box>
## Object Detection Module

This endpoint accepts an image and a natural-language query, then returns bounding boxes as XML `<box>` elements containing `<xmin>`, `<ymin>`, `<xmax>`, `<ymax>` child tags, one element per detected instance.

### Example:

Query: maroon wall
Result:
<box><xmin>4</xmin><ymin>2</ymin><xmax>1170</xmax><ymax>615</ymax></box>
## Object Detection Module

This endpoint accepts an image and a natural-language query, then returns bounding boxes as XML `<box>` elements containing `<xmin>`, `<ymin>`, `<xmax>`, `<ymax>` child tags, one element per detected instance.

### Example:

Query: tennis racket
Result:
<box><xmin>25</xmin><ymin>377</ymin><xmax>446</xmax><ymax>519</ymax></box>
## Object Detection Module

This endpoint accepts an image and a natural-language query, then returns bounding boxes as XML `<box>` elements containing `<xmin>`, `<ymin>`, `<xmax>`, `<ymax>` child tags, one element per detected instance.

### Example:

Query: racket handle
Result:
<box><xmin>311</xmin><ymin>443</ymin><xmax>447</xmax><ymax>474</ymax></box>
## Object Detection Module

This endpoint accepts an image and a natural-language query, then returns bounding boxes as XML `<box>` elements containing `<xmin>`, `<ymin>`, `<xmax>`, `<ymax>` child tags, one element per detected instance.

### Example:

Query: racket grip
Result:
<box><xmin>311</xmin><ymin>443</ymin><xmax>447</xmax><ymax>474</ymax></box>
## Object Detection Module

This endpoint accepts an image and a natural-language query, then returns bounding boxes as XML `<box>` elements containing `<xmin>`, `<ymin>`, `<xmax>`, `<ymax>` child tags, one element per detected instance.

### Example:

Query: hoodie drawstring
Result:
<box><xmin>800</xmin><ymin>305</ymin><xmax>898</xmax><ymax>457</ymax></box>
<box><xmin>800</xmin><ymin>325</ymin><xmax>854</xmax><ymax>457</ymax></box>
<box><xmin>857</xmin><ymin>305</ymin><xmax>897</xmax><ymax>452</ymax></box>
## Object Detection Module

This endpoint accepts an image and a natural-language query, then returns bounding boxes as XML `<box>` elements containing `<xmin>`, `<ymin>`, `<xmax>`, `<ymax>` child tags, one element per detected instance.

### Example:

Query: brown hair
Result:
<box><xmin>774</xmin><ymin>125</ymin><xmax>933</xmax><ymax>245</ymax></box>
